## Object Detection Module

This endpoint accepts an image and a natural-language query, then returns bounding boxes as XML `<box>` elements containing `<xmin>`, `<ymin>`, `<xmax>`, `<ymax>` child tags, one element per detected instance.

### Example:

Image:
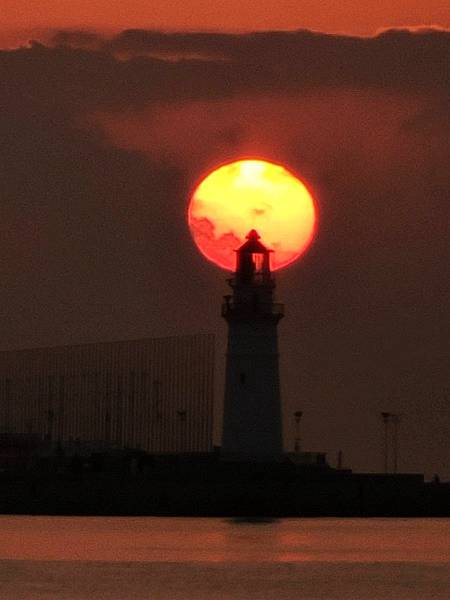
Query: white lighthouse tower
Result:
<box><xmin>221</xmin><ymin>229</ymin><xmax>284</xmax><ymax>461</ymax></box>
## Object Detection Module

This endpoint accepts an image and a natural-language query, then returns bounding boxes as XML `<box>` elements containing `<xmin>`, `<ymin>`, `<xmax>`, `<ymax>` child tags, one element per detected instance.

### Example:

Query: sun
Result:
<box><xmin>188</xmin><ymin>159</ymin><xmax>317</xmax><ymax>271</ymax></box>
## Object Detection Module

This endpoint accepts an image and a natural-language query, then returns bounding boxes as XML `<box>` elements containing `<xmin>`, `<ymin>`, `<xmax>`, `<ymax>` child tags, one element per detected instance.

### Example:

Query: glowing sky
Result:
<box><xmin>1</xmin><ymin>0</ymin><xmax>449</xmax><ymax>37</ymax></box>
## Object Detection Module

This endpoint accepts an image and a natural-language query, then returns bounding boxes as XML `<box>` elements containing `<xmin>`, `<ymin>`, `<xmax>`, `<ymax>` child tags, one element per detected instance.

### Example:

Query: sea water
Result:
<box><xmin>0</xmin><ymin>517</ymin><xmax>449</xmax><ymax>599</ymax></box>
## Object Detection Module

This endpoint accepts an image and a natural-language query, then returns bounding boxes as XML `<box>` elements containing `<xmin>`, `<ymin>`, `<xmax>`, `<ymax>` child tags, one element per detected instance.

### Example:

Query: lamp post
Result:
<box><xmin>381</xmin><ymin>411</ymin><xmax>402</xmax><ymax>473</ymax></box>
<box><xmin>392</xmin><ymin>413</ymin><xmax>401</xmax><ymax>474</ymax></box>
<box><xmin>177</xmin><ymin>409</ymin><xmax>187</xmax><ymax>453</ymax></box>
<box><xmin>337</xmin><ymin>449</ymin><xmax>343</xmax><ymax>470</ymax></box>
<box><xmin>294</xmin><ymin>410</ymin><xmax>303</xmax><ymax>454</ymax></box>
<box><xmin>381</xmin><ymin>412</ymin><xmax>390</xmax><ymax>474</ymax></box>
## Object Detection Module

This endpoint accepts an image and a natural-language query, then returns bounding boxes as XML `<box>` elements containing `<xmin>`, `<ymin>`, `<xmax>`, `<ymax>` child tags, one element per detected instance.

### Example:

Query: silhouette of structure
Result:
<box><xmin>381</xmin><ymin>412</ymin><xmax>402</xmax><ymax>473</ymax></box>
<box><xmin>0</xmin><ymin>234</ymin><xmax>447</xmax><ymax>518</ymax></box>
<box><xmin>294</xmin><ymin>411</ymin><xmax>303</xmax><ymax>453</ymax></box>
<box><xmin>0</xmin><ymin>335</ymin><xmax>214</xmax><ymax>454</ymax></box>
<box><xmin>221</xmin><ymin>230</ymin><xmax>284</xmax><ymax>460</ymax></box>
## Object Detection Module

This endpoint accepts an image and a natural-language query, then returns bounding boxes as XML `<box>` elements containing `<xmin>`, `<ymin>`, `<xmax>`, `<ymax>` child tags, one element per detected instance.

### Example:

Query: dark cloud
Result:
<box><xmin>50</xmin><ymin>29</ymin><xmax>104</xmax><ymax>50</ymax></box>
<box><xmin>48</xmin><ymin>27</ymin><xmax>450</xmax><ymax>92</ymax></box>
<box><xmin>0</xmin><ymin>29</ymin><xmax>449</xmax><ymax>477</ymax></box>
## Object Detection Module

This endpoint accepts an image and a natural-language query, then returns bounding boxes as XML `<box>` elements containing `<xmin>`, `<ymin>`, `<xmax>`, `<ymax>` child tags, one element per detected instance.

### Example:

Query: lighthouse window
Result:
<box><xmin>252</xmin><ymin>253</ymin><xmax>264</xmax><ymax>272</ymax></box>
<box><xmin>240</xmin><ymin>372</ymin><xmax>246</xmax><ymax>384</ymax></box>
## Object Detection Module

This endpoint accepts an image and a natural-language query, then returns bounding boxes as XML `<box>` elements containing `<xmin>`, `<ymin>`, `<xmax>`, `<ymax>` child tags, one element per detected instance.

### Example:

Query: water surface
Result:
<box><xmin>1</xmin><ymin>517</ymin><xmax>449</xmax><ymax>599</ymax></box>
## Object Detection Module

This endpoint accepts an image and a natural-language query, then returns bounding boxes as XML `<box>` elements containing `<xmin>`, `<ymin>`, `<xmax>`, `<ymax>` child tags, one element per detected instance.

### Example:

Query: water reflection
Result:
<box><xmin>0</xmin><ymin>517</ymin><xmax>449</xmax><ymax>563</ymax></box>
<box><xmin>227</xmin><ymin>517</ymin><xmax>279</xmax><ymax>525</ymax></box>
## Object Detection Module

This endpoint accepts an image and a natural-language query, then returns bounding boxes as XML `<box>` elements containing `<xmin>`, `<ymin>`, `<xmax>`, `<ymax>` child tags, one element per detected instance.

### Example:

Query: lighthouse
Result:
<box><xmin>221</xmin><ymin>229</ymin><xmax>284</xmax><ymax>461</ymax></box>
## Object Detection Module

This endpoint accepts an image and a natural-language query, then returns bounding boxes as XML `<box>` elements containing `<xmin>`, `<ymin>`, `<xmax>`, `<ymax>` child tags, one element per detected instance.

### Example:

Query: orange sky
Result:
<box><xmin>2</xmin><ymin>0</ymin><xmax>449</xmax><ymax>37</ymax></box>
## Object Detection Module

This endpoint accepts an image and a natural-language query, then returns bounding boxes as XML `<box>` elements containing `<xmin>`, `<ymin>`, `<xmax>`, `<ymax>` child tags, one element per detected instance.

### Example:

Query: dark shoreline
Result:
<box><xmin>1</xmin><ymin>454</ymin><xmax>449</xmax><ymax>518</ymax></box>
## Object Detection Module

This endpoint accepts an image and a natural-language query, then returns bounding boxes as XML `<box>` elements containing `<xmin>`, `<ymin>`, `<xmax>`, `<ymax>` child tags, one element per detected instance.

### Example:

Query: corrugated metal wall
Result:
<box><xmin>0</xmin><ymin>334</ymin><xmax>214</xmax><ymax>453</ymax></box>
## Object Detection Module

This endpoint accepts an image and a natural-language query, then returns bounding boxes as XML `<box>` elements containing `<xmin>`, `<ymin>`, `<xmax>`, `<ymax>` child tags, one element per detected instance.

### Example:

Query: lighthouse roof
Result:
<box><xmin>237</xmin><ymin>229</ymin><xmax>272</xmax><ymax>254</ymax></box>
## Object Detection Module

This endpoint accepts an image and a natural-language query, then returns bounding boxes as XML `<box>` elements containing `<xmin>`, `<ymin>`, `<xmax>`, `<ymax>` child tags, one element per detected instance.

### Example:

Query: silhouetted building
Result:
<box><xmin>0</xmin><ymin>335</ymin><xmax>214</xmax><ymax>453</ymax></box>
<box><xmin>222</xmin><ymin>230</ymin><xmax>284</xmax><ymax>460</ymax></box>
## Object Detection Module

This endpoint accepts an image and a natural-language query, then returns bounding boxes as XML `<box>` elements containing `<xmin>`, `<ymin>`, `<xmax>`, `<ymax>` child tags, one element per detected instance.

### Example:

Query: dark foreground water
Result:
<box><xmin>1</xmin><ymin>517</ymin><xmax>449</xmax><ymax>599</ymax></box>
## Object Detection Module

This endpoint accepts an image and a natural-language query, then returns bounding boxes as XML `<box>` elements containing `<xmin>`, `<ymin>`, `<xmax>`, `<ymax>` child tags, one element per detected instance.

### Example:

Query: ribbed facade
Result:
<box><xmin>0</xmin><ymin>334</ymin><xmax>214</xmax><ymax>453</ymax></box>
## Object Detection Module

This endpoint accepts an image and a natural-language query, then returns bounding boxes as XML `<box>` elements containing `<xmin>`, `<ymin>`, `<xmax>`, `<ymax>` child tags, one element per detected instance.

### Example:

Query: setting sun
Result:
<box><xmin>188</xmin><ymin>159</ymin><xmax>317</xmax><ymax>270</ymax></box>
